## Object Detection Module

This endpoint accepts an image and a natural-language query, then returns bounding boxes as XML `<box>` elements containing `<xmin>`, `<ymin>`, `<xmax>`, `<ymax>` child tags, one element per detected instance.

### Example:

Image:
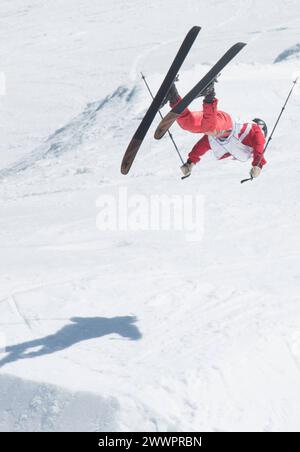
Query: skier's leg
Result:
<box><xmin>171</xmin><ymin>77</ymin><xmax>217</xmax><ymax>133</ymax></box>
<box><xmin>172</xmin><ymin>75</ymin><xmax>232</xmax><ymax>135</ymax></box>
<box><xmin>171</xmin><ymin>98</ymin><xmax>232</xmax><ymax>135</ymax></box>
<box><xmin>171</xmin><ymin>101</ymin><xmax>206</xmax><ymax>133</ymax></box>
<box><xmin>197</xmin><ymin>99</ymin><xmax>234</xmax><ymax>134</ymax></box>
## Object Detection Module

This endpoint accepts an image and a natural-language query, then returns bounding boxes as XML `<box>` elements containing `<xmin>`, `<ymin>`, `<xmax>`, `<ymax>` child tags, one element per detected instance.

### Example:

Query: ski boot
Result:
<box><xmin>196</xmin><ymin>73</ymin><xmax>220</xmax><ymax>103</ymax></box>
<box><xmin>160</xmin><ymin>75</ymin><xmax>180</xmax><ymax>108</ymax></box>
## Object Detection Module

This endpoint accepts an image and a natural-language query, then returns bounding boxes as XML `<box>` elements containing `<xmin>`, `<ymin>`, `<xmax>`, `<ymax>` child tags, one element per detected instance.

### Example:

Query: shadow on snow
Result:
<box><xmin>0</xmin><ymin>316</ymin><xmax>142</xmax><ymax>368</ymax></box>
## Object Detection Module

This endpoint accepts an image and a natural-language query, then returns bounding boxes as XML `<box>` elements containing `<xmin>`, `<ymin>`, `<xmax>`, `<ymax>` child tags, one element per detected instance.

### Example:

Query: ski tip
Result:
<box><xmin>120</xmin><ymin>165</ymin><xmax>129</xmax><ymax>175</ymax></box>
<box><xmin>154</xmin><ymin>111</ymin><xmax>179</xmax><ymax>140</ymax></box>
<box><xmin>187</xmin><ymin>26</ymin><xmax>201</xmax><ymax>39</ymax></box>
<box><xmin>154</xmin><ymin>127</ymin><xmax>166</xmax><ymax>140</ymax></box>
<box><xmin>121</xmin><ymin>161</ymin><xmax>130</xmax><ymax>175</ymax></box>
<box><xmin>121</xmin><ymin>138</ymin><xmax>141</xmax><ymax>175</ymax></box>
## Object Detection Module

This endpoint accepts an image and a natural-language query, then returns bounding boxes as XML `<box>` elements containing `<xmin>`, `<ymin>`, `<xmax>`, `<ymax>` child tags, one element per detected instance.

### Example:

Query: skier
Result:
<box><xmin>161</xmin><ymin>79</ymin><xmax>267</xmax><ymax>178</ymax></box>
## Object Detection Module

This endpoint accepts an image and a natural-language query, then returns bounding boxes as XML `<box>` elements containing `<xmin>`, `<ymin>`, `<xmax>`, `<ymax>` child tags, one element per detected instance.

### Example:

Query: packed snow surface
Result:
<box><xmin>0</xmin><ymin>0</ymin><xmax>300</xmax><ymax>431</ymax></box>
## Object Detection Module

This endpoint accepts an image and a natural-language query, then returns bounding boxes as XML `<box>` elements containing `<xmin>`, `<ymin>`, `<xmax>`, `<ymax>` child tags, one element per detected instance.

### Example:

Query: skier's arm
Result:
<box><xmin>242</xmin><ymin>124</ymin><xmax>266</xmax><ymax>167</ymax></box>
<box><xmin>188</xmin><ymin>135</ymin><xmax>211</xmax><ymax>163</ymax></box>
<box><xmin>248</xmin><ymin>125</ymin><xmax>267</xmax><ymax>167</ymax></box>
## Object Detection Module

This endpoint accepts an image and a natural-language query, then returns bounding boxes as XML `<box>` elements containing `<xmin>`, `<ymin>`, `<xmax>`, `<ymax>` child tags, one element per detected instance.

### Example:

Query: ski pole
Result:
<box><xmin>241</xmin><ymin>77</ymin><xmax>299</xmax><ymax>184</ymax></box>
<box><xmin>140</xmin><ymin>72</ymin><xmax>185</xmax><ymax>166</ymax></box>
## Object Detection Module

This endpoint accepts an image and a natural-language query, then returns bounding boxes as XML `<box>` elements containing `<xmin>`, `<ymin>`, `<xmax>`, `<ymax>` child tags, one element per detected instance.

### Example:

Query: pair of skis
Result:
<box><xmin>121</xmin><ymin>27</ymin><xmax>246</xmax><ymax>175</ymax></box>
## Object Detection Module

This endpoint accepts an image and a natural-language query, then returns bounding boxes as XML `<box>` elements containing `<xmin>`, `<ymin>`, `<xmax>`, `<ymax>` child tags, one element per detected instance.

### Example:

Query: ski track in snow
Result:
<box><xmin>0</xmin><ymin>0</ymin><xmax>300</xmax><ymax>432</ymax></box>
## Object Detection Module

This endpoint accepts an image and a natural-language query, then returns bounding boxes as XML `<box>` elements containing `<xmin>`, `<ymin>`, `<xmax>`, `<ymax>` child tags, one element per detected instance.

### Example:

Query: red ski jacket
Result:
<box><xmin>172</xmin><ymin>98</ymin><xmax>266</xmax><ymax>167</ymax></box>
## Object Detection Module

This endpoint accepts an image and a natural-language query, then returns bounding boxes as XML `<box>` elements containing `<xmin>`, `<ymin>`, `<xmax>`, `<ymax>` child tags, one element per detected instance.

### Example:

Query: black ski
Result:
<box><xmin>154</xmin><ymin>42</ymin><xmax>246</xmax><ymax>140</ymax></box>
<box><xmin>121</xmin><ymin>26</ymin><xmax>201</xmax><ymax>175</ymax></box>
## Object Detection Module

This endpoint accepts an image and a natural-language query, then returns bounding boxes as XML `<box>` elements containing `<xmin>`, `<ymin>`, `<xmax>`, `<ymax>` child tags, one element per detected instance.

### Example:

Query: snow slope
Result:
<box><xmin>0</xmin><ymin>0</ymin><xmax>300</xmax><ymax>432</ymax></box>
